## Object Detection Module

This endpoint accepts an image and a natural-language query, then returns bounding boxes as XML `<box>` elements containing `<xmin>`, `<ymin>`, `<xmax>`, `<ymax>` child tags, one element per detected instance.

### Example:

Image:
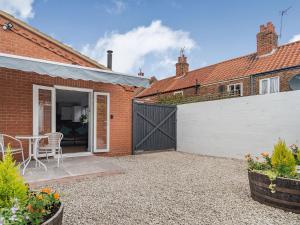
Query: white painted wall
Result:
<box><xmin>177</xmin><ymin>91</ymin><xmax>300</xmax><ymax>159</ymax></box>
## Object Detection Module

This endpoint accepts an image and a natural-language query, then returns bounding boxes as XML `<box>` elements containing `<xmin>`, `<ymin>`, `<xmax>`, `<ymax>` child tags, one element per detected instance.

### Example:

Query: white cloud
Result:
<box><xmin>82</xmin><ymin>20</ymin><xmax>196</xmax><ymax>77</ymax></box>
<box><xmin>289</xmin><ymin>34</ymin><xmax>300</xmax><ymax>43</ymax></box>
<box><xmin>106</xmin><ymin>0</ymin><xmax>126</xmax><ymax>14</ymax></box>
<box><xmin>0</xmin><ymin>0</ymin><xmax>34</xmax><ymax>20</ymax></box>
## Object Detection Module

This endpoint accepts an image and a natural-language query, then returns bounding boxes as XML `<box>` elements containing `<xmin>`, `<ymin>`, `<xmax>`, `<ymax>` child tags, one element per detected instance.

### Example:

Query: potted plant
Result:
<box><xmin>80</xmin><ymin>114</ymin><xmax>88</xmax><ymax>124</ymax></box>
<box><xmin>0</xmin><ymin>145</ymin><xmax>63</xmax><ymax>224</ymax></box>
<box><xmin>246</xmin><ymin>139</ymin><xmax>300</xmax><ymax>214</ymax></box>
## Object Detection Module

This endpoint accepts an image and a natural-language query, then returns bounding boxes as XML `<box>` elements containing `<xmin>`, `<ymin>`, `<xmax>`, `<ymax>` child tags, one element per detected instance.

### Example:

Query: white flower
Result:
<box><xmin>10</xmin><ymin>214</ymin><xmax>17</xmax><ymax>221</ymax></box>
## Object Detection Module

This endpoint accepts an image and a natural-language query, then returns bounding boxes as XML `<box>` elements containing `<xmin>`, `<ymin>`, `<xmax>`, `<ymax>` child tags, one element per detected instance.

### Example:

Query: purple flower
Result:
<box><xmin>11</xmin><ymin>206</ymin><xmax>18</xmax><ymax>214</ymax></box>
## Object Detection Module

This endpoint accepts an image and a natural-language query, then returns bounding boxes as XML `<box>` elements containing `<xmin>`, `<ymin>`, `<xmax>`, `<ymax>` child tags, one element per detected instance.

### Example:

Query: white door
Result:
<box><xmin>93</xmin><ymin>92</ymin><xmax>110</xmax><ymax>152</ymax></box>
<box><xmin>33</xmin><ymin>85</ymin><xmax>56</xmax><ymax>156</ymax></box>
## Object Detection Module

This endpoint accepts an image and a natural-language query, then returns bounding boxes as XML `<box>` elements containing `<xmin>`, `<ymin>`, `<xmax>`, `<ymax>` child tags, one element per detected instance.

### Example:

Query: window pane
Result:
<box><xmin>261</xmin><ymin>80</ymin><xmax>268</xmax><ymax>94</ymax></box>
<box><xmin>96</xmin><ymin>95</ymin><xmax>108</xmax><ymax>149</ymax></box>
<box><xmin>270</xmin><ymin>77</ymin><xmax>279</xmax><ymax>93</ymax></box>
<box><xmin>38</xmin><ymin>89</ymin><xmax>52</xmax><ymax>134</ymax></box>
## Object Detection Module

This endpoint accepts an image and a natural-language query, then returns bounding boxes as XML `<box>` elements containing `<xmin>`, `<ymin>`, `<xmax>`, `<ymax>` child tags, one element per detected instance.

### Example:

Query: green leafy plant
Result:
<box><xmin>0</xmin><ymin>144</ymin><xmax>28</xmax><ymax>208</ymax></box>
<box><xmin>80</xmin><ymin>114</ymin><xmax>88</xmax><ymax>124</ymax></box>
<box><xmin>271</xmin><ymin>139</ymin><xmax>296</xmax><ymax>177</ymax></box>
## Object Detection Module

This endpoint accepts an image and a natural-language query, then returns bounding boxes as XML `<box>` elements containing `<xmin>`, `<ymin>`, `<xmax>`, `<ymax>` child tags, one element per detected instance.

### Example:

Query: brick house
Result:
<box><xmin>0</xmin><ymin>11</ymin><xmax>148</xmax><ymax>158</ymax></box>
<box><xmin>136</xmin><ymin>22</ymin><xmax>300</xmax><ymax>102</ymax></box>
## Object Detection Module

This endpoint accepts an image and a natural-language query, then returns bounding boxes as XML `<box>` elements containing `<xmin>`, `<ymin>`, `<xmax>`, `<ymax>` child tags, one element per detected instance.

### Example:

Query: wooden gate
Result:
<box><xmin>132</xmin><ymin>101</ymin><xmax>177</xmax><ymax>154</ymax></box>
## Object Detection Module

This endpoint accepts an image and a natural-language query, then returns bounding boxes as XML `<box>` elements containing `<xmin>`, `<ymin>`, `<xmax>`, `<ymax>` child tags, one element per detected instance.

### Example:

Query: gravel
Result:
<box><xmin>45</xmin><ymin>152</ymin><xmax>300</xmax><ymax>225</ymax></box>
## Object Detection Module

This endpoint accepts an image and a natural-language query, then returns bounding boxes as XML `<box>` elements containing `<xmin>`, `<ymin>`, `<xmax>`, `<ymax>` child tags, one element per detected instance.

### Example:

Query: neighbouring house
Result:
<box><xmin>0</xmin><ymin>10</ymin><xmax>149</xmax><ymax>158</ymax></box>
<box><xmin>136</xmin><ymin>22</ymin><xmax>300</xmax><ymax>102</ymax></box>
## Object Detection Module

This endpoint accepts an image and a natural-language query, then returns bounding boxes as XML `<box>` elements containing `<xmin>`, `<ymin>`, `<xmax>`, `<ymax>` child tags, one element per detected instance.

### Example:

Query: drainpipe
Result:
<box><xmin>250</xmin><ymin>75</ymin><xmax>255</xmax><ymax>95</ymax></box>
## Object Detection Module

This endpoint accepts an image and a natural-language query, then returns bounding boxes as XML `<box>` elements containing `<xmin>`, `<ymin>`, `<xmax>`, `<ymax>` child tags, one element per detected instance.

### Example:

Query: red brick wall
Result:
<box><xmin>0</xmin><ymin>15</ymin><xmax>100</xmax><ymax>68</ymax></box>
<box><xmin>0</xmin><ymin>68</ymin><xmax>135</xmax><ymax>157</ymax></box>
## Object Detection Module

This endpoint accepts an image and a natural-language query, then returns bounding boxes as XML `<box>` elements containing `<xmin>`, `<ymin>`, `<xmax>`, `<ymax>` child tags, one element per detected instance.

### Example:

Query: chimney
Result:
<box><xmin>256</xmin><ymin>22</ymin><xmax>278</xmax><ymax>56</ymax></box>
<box><xmin>149</xmin><ymin>76</ymin><xmax>157</xmax><ymax>84</ymax></box>
<box><xmin>176</xmin><ymin>48</ymin><xmax>189</xmax><ymax>76</ymax></box>
<box><xmin>107</xmin><ymin>50</ymin><xmax>113</xmax><ymax>69</ymax></box>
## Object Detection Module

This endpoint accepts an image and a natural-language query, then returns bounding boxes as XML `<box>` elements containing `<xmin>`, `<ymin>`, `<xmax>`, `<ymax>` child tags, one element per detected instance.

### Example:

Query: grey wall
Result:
<box><xmin>177</xmin><ymin>90</ymin><xmax>300</xmax><ymax>159</ymax></box>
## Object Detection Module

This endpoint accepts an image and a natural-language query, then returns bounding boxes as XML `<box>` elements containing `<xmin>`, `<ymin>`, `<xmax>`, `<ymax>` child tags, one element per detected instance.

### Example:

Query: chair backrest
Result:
<box><xmin>0</xmin><ymin>135</ymin><xmax>4</xmax><ymax>157</ymax></box>
<box><xmin>45</xmin><ymin>132</ymin><xmax>63</xmax><ymax>148</ymax></box>
<box><xmin>0</xmin><ymin>134</ymin><xmax>4</xmax><ymax>148</ymax></box>
<box><xmin>0</xmin><ymin>143</ymin><xmax>4</xmax><ymax>156</ymax></box>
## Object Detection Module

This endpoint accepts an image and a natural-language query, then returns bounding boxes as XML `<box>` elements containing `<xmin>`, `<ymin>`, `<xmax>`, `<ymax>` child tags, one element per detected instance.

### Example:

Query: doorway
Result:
<box><xmin>33</xmin><ymin>85</ymin><xmax>110</xmax><ymax>155</ymax></box>
<box><xmin>56</xmin><ymin>89</ymin><xmax>89</xmax><ymax>154</ymax></box>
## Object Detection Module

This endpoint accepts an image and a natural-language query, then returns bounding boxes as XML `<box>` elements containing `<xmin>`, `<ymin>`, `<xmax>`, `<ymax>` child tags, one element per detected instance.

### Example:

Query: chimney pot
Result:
<box><xmin>107</xmin><ymin>50</ymin><xmax>113</xmax><ymax>70</ymax></box>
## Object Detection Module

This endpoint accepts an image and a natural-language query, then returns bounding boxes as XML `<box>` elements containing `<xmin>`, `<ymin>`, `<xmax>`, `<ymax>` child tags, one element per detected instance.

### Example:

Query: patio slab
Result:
<box><xmin>23</xmin><ymin>156</ymin><xmax>124</xmax><ymax>184</ymax></box>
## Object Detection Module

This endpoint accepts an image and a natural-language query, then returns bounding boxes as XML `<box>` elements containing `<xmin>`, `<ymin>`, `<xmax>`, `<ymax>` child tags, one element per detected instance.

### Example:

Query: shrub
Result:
<box><xmin>0</xmin><ymin>144</ymin><xmax>28</xmax><ymax>208</ymax></box>
<box><xmin>271</xmin><ymin>139</ymin><xmax>296</xmax><ymax>177</ymax></box>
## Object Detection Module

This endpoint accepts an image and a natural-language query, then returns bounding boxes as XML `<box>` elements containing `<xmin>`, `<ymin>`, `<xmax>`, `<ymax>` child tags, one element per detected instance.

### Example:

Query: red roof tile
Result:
<box><xmin>137</xmin><ymin>40</ymin><xmax>300</xmax><ymax>97</ymax></box>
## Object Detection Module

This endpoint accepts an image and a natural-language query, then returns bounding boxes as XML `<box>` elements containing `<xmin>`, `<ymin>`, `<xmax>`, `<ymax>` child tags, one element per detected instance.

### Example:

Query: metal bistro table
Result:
<box><xmin>16</xmin><ymin>135</ymin><xmax>48</xmax><ymax>175</ymax></box>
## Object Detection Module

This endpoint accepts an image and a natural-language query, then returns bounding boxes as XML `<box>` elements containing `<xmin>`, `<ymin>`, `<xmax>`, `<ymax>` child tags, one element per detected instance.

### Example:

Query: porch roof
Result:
<box><xmin>0</xmin><ymin>53</ymin><xmax>149</xmax><ymax>88</ymax></box>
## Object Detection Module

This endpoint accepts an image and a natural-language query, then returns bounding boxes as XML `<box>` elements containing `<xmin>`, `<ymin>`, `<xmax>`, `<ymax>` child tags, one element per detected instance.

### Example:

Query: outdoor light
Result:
<box><xmin>2</xmin><ymin>22</ymin><xmax>13</xmax><ymax>31</ymax></box>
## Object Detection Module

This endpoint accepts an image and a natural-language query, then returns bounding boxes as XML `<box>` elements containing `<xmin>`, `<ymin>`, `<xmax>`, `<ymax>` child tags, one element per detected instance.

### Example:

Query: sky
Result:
<box><xmin>1</xmin><ymin>0</ymin><xmax>300</xmax><ymax>79</ymax></box>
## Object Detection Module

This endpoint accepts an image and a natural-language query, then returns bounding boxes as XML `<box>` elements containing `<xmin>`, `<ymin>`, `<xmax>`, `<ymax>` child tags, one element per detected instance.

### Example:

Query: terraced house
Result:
<box><xmin>137</xmin><ymin>22</ymin><xmax>300</xmax><ymax>102</ymax></box>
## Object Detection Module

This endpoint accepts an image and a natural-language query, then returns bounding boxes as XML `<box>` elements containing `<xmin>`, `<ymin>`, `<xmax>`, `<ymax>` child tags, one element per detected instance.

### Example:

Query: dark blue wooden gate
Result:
<box><xmin>132</xmin><ymin>101</ymin><xmax>177</xmax><ymax>154</ymax></box>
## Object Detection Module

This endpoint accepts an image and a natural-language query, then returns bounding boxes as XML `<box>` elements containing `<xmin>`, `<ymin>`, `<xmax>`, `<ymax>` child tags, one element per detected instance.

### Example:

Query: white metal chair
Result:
<box><xmin>38</xmin><ymin>132</ymin><xmax>64</xmax><ymax>167</ymax></box>
<box><xmin>0</xmin><ymin>134</ymin><xmax>25</xmax><ymax>164</ymax></box>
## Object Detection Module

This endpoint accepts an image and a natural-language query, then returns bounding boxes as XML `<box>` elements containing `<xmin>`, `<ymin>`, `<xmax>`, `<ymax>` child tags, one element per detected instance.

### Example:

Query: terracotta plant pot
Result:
<box><xmin>248</xmin><ymin>171</ymin><xmax>300</xmax><ymax>214</ymax></box>
<box><xmin>41</xmin><ymin>203</ymin><xmax>64</xmax><ymax>225</ymax></box>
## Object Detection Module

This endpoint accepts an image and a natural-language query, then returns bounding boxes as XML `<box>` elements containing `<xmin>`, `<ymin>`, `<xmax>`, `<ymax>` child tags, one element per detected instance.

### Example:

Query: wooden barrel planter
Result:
<box><xmin>42</xmin><ymin>203</ymin><xmax>64</xmax><ymax>225</ymax></box>
<box><xmin>248</xmin><ymin>171</ymin><xmax>300</xmax><ymax>214</ymax></box>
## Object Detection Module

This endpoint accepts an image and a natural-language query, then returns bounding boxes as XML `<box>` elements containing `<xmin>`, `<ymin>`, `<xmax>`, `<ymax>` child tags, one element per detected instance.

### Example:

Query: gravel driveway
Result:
<box><xmin>47</xmin><ymin>152</ymin><xmax>300</xmax><ymax>225</ymax></box>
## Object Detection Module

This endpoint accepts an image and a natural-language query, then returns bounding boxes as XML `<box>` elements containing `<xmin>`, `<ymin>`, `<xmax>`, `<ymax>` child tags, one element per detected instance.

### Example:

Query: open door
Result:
<box><xmin>33</xmin><ymin>85</ymin><xmax>56</xmax><ymax>156</ymax></box>
<box><xmin>93</xmin><ymin>92</ymin><xmax>110</xmax><ymax>152</ymax></box>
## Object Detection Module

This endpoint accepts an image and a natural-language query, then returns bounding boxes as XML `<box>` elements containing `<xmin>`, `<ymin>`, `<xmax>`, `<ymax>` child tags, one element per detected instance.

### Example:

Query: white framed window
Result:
<box><xmin>227</xmin><ymin>83</ymin><xmax>243</xmax><ymax>96</ymax></box>
<box><xmin>173</xmin><ymin>91</ymin><xmax>183</xmax><ymax>96</ymax></box>
<box><xmin>259</xmin><ymin>77</ymin><xmax>280</xmax><ymax>95</ymax></box>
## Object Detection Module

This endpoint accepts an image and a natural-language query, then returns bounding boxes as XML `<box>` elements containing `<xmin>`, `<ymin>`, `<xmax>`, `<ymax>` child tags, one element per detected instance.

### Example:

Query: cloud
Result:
<box><xmin>0</xmin><ymin>0</ymin><xmax>35</xmax><ymax>20</ymax></box>
<box><xmin>82</xmin><ymin>20</ymin><xmax>196</xmax><ymax>77</ymax></box>
<box><xmin>106</xmin><ymin>0</ymin><xmax>126</xmax><ymax>14</ymax></box>
<box><xmin>289</xmin><ymin>34</ymin><xmax>300</xmax><ymax>43</ymax></box>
